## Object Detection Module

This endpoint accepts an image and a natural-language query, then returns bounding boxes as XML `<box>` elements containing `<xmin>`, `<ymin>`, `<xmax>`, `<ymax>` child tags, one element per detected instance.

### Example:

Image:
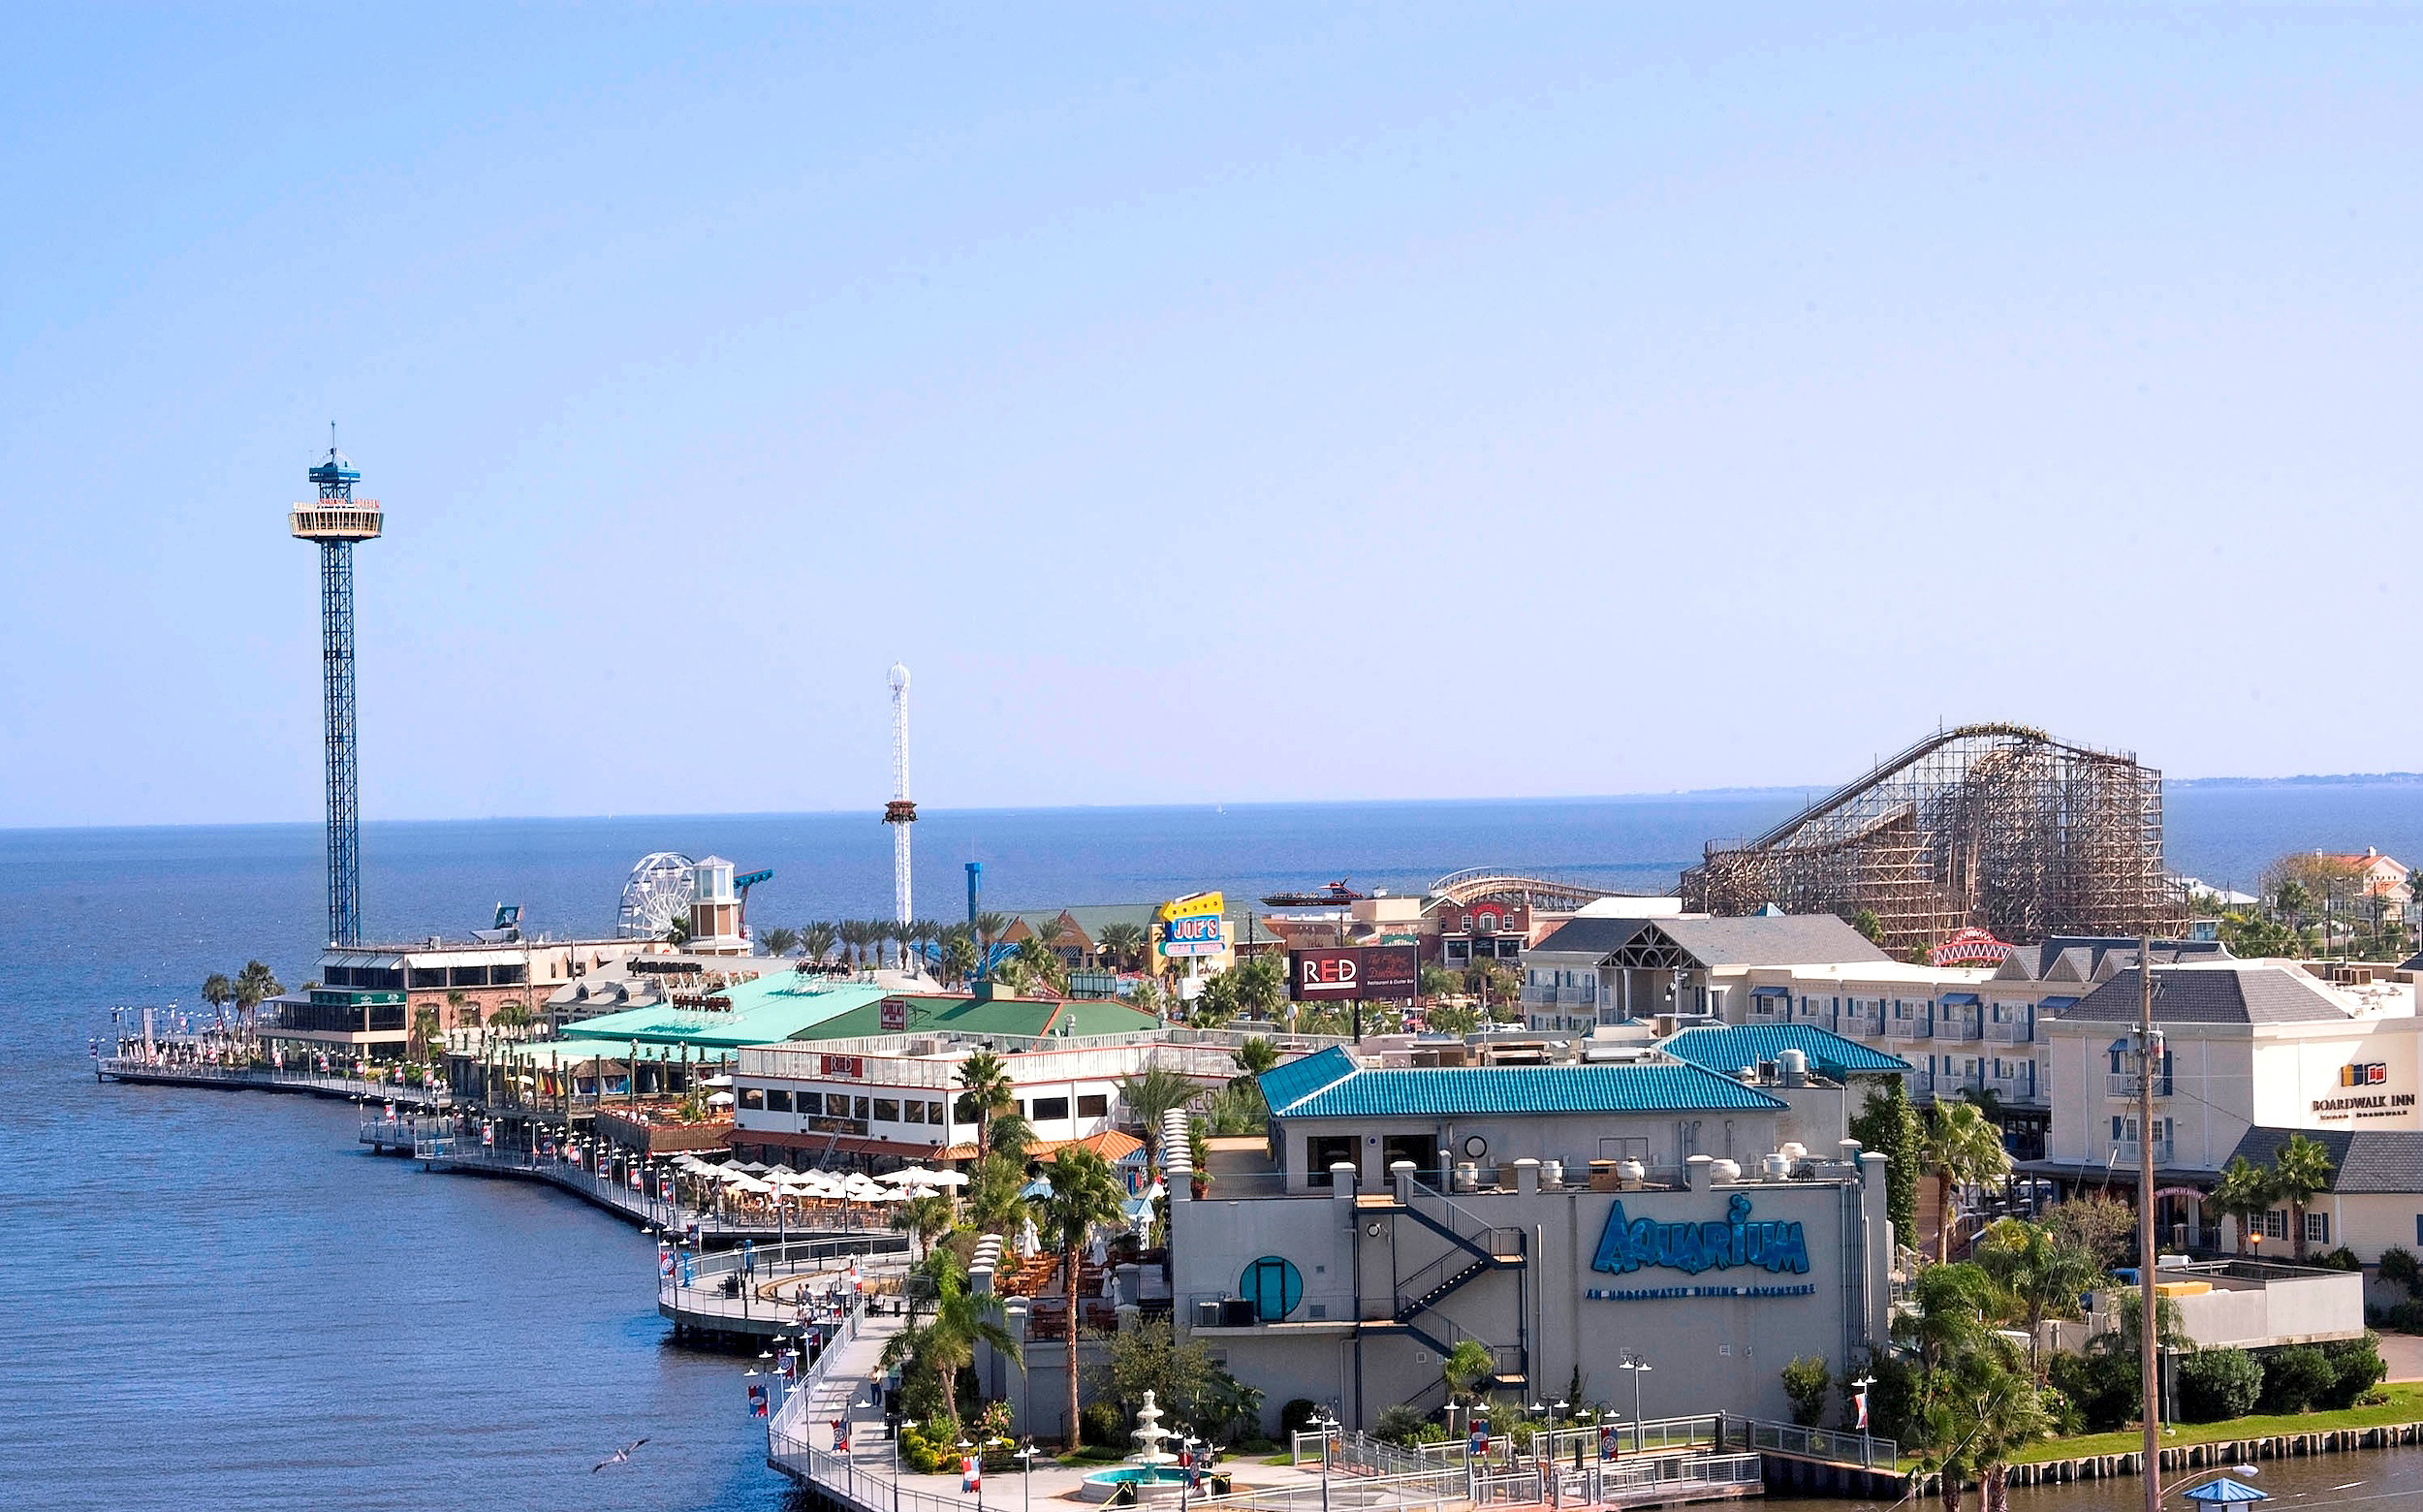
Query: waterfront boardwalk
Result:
<box><xmin>371</xmin><ymin>1128</ymin><xmax>910</xmax><ymax>1250</ymax></box>
<box><xmin>98</xmin><ymin>1055</ymin><xmax>445</xmax><ymax>1107</ymax></box>
<box><xmin>768</xmin><ymin>1311</ymin><xmax>1768</xmax><ymax>1512</ymax></box>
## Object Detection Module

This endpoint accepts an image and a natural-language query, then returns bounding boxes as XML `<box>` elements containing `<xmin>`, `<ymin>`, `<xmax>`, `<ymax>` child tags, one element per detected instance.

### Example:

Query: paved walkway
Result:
<box><xmin>2379</xmin><ymin>1331</ymin><xmax>2423</xmax><ymax>1382</ymax></box>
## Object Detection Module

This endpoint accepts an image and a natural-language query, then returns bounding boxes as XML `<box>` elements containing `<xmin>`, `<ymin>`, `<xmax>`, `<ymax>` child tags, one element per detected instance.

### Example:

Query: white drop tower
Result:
<box><xmin>882</xmin><ymin>662</ymin><xmax>916</xmax><ymax>967</ymax></box>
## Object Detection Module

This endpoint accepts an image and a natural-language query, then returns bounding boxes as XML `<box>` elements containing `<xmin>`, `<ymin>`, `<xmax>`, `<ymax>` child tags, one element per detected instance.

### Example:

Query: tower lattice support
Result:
<box><xmin>319</xmin><ymin>539</ymin><xmax>362</xmax><ymax>947</ymax></box>
<box><xmin>883</xmin><ymin>663</ymin><xmax>917</xmax><ymax>965</ymax></box>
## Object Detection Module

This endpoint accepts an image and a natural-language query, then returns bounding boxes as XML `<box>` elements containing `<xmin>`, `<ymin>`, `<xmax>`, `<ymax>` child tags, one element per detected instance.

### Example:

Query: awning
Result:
<box><xmin>2040</xmin><ymin>996</ymin><xmax>2079</xmax><ymax>1013</ymax></box>
<box><xmin>1938</xmin><ymin>992</ymin><xmax>1980</xmax><ymax>1006</ymax></box>
<box><xmin>1749</xmin><ymin>986</ymin><xmax>1790</xmax><ymax>998</ymax></box>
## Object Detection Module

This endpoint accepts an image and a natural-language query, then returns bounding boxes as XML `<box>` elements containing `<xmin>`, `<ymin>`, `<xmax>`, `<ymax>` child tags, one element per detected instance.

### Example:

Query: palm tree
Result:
<box><xmin>802</xmin><ymin>921</ymin><xmax>839</xmax><ymax>967</ymax></box>
<box><xmin>892</xmin><ymin>1191</ymin><xmax>958</xmax><ymax>1262</ymax></box>
<box><xmin>1442</xmin><ymin>1338</ymin><xmax>1496</xmax><ymax>1414</ymax></box>
<box><xmin>975</xmin><ymin>912</ymin><xmax>1011</xmax><ymax>975</ymax></box>
<box><xmin>1014</xmin><ymin>933</ymin><xmax>1068</xmax><ymax>994</ymax></box>
<box><xmin>1097</xmin><ymin>921</ymin><xmax>1149</xmax><ymax>972</ymax></box>
<box><xmin>2267</xmin><ymin>1133</ymin><xmax>2336</xmax><ymax>1262</ymax></box>
<box><xmin>1894</xmin><ymin>1261</ymin><xmax>2000</xmax><ymax>1382</ymax></box>
<box><xmin>758</xmin><ymin>926</ymin><xmax>800</xmax><ymax>958</ymax></box>
<box><xmin>233</xmin><ymin>960</ymin><xmax>283</xmax><ymax>1035</ymax></box>
<box><xmin>663</xmin><ymin>914</ymin><xmax>694</xmax><ymax>947</ymax></box>
<box><xmin>408</xmin><ymin>1006</ymin><xmax>441</xmax><ymax>1063</ymax></box>
<box><xmin>957</xmin><ymin>1052</ymin><xmax>1016</xmax><ymax>1156</ymax></box>
<box><xmin>202</xmin><ymin>972</ymin><xmax>234</xmax><ymax>1030</ymax></box>
<box><xmin>879</xmin><ymin>1265</ymin><xmax>1018</xmax><ymax>1425</ymax></box>
<box><xmin>1921</xmin><ymin>1102</ymin><xmax>2013</xmax><ymax>1262</ymax></box>
<box><xmin>939</xmin><ymin>929</ymin><xmax>979</xmax><ymax>989</ymax></box>
<box><xmin>2210</xmin><ymin>1155</ymin><xmax>2276</xmax><ymax>1256</ymax></box>
<box><xmin>444</xmin><ymin>988</ymin><xmax>469</xmax><ymax>1032</ymax></box>
<box><xmin>1231</xmin><ymin>1036</ymin><xmax>1281</xmax><ymax>1080</ymax></box>
<box><xmin>1032</xmin><ymin>1146</ymin><xmax>1129</xmax><ymax>1448</ymax></box>
<box><xmin>1116</xmin><ymin>1064</ymin><xmax>1201</xmax><ymax>1172</ymax></box>
<box><xmin>1972</xmin><ymin>1218</ymin><xmax>2103</xmax><ymax>1381</ymax></box>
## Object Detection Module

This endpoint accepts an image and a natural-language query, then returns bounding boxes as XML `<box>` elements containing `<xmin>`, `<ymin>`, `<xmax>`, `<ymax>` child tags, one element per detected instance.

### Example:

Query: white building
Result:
<box><xmin>2029</xmin><ymin>961</ymin><xmax>2421</xmax><ymax>1250</ymax></box>
<box><xmin>1155</xmin><ymin>1046</ymin><xmax>1896</xmax><ymax>1434</ymax></box>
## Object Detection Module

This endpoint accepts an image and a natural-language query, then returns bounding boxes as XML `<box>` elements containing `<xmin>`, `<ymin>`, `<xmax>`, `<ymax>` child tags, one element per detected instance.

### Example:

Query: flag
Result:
<box><xmin>832</xmin><ymin>1419</ymin><xmax>850</xmax><ymax>1453</ymax></box>
<box><xmin>1469</xmin><ymin>1427</ymin><xmax>1490</xmax><ymax>1460</ymax></box>
<box><xmin>631</xmin><ymin>1167</ymin><xmax>643</xmax><ymax>1190</ymax></box>
<box><xmin>961</xmin><ymin>1457</ymin><xmax>980</xmax><ymax>1494</ymax></box>
<box><xmin>748</xmin><ymin>1382</ymin><xmax>768</xmax><ymax>1419</ymax></box>
<box><xmin>1853</xmin><ymin>1386</ymin><xmax>1870</xmax><ymax>1431</ymax></box>
<box><xmin>1599</xmin><ymin>1426</ymin><xmax>1617</xmax><ymax>1462</ymax></box>
<box><xmin>659</xmin><ymin>1246</ymin><xmax>676</xmax><ymax>1279</ymax></box>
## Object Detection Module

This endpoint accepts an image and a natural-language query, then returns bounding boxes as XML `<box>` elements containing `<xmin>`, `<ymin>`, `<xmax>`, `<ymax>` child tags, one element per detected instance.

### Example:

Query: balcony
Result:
<box><xmin>2107</xmin><ymin>1073</ymin><xmax>2173</xmax><ymax>1098</ymax></box>
<box><xmin>1989</xmin><ymin>1022</ymin><xmax>2033</xmax><ymax>1043</ymax></box>
<box><xmin>2115</xmin><ymin>1139</ymin><xmax>2175</xmax><ymax>1163</ymax></box>
<box><xmin>1883</xmin><ymin>1020</ymin><xmax>1929</xmax><ymax>1040</ymax></box>
<box><xmin>1935</xmin><ymin>1023</ymin><xmax>1982</xmax><ymax>1044</ymax></box>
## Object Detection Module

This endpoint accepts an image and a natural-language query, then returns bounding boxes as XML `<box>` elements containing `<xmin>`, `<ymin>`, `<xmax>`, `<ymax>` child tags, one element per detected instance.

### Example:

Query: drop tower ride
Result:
<box><xmin>289</xmin><ymin>434</ymin><xmax>382</xmax><ymax>947</ymax></box>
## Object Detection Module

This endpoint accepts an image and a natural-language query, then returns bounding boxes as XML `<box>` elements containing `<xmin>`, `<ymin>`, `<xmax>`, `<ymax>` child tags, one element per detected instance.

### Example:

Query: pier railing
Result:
<box><xmin>662</xmin><ymin>1237</ymin><xmax>909</xmax><ymax>1331</ymax></box>
<box><xmin>99</xmin><ymin>1056</ymin><xmax>446</xmax><ymax>1105</ymax></box>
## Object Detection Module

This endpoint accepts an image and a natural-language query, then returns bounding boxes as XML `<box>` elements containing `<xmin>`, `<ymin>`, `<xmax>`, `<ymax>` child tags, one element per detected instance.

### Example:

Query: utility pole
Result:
<box><xmin>2137</xmin><ymin>936</ymin><xmax>2161</xmax><ymax>1512</ymax></box>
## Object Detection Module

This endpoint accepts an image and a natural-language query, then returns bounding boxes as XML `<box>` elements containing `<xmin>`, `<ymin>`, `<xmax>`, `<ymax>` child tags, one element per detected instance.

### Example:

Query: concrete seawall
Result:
<box><xmin>1911</xmin><ymin>1420</ymin><xmax>2423</xmax><ymax>1492</ymax></box>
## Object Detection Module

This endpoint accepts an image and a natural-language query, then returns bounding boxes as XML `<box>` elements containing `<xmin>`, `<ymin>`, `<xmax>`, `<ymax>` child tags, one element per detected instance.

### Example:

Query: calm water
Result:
<box><xmin>2</xmin><ymin>785</ymin><xmax>2419</xmax><ymax>1509</ymax></box>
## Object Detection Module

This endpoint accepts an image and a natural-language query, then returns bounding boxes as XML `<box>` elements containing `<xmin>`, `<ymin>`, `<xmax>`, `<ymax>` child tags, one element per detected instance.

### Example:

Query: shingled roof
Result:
<box><xmin>2063</xmin><ymin>964</ymin><xmax>2354</xmax><ymax>1025</ymax></box>
<box><xmin>2224</xmin><ymin>1125</ymin><xmax>2423</xmax><ymax>1194</ymax></box>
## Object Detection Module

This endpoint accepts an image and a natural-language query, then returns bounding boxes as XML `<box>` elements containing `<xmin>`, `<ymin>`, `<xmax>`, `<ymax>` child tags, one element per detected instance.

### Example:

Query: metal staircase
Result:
<box><xmin>1369</xmin><ymin>1179</ymin><xmax>1531</xmax><ymax>1393</ymax></box>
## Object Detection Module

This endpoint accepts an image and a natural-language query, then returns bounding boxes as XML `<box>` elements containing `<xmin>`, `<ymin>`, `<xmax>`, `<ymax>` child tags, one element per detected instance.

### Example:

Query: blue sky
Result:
<box><xmin>4</xmin><ymin>8</ymin><xmax>2418</xmax><ymax>827</ymax></box>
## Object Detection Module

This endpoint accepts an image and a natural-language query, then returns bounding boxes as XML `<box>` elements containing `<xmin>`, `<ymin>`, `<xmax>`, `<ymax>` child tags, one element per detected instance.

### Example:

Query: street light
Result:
<box><xmin>1618</xmin><ymin>1354</ymin><xmax>1652</xmax><ymax>1454</ymax></box>
<box><xmin>1016</xmin><ymin>1442</ymin><xmax>1038</xmax><ymax>1512</ymax></box>
<box><xmin>1306</xmin><ymin>1407</ymin><xmax>1341</xmax><ymax>1512</ymax></box>
<box><xmin>893</xmin><ymin>1417</ymin><xmax>917</xmax><ymax>1512</ymax></box>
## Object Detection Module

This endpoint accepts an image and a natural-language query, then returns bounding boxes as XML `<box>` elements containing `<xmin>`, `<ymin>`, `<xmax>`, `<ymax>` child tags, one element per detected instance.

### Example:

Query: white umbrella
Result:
<box><xmin>707</xmin><ymin>1091</ymin><xmax>735</xmax><ymax>1106</ymax></box>
<box><xmin>878</xmin><ymin>1167</ymin><xmax>931</xmax><ymax>1185</ymax></box>
<box><xmin>703</xmin><ymin>1074</ymin><xmax>734</xmax><ymax>1087</ymax></box>
<box><xmin>871</xmin><ymin>1187</ymin><xmax>908</xmax><ymax>1203</ymax></box>
<box><xmin>1018</xmin><ymin>1217</ymin><xmax>1041</xmax><ymax>1256</ymax></box>
<box><xmin>921</xmin><ymin>1169</ymin><xmax>970</xmax><ymax>1188</ymax></box>
<box><xmin>730</xmin><ymin>1175</ymin><xmax>773</xmax><ymax>1195</ymax></box>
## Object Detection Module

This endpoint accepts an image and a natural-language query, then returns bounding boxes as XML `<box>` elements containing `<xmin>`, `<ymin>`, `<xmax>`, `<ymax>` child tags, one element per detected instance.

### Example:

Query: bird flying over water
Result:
<box><xmin>593</xmin><ymin>1438</ymin><xmax>648</xmax><ymax>1472</ymax></box>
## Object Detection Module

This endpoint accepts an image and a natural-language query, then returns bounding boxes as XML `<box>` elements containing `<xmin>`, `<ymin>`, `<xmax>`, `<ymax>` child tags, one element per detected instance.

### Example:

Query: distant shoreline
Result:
<box><xmin>9</xmin><ymin>774</ymin><xmax>2423</xmax><ymax>834</ymax></box>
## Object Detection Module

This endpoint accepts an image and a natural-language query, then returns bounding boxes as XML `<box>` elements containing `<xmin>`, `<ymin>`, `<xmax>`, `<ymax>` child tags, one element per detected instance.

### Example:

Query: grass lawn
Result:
<box><xmin>2005</xmin><ymin>1382</ymin><xmax>2423</xmax><ymax>1465</ymax></box>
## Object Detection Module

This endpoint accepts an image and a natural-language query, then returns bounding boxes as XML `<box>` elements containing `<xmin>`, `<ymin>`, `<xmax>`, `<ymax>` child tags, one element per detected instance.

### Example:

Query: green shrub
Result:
<box><xmin>2257</xmin><ymin>1345</ymin><xmax>2335</xmax><ymax>1414</ymax></box>
<box><xmin>2051</xmin><ymin>1350</ymin><xmax>2138</xmax><ymax>1432</ymax></box>
<box><xmin>2317</xmin><ymin>1334</ymin><xmax>2388</xmax><ymax>1410</ymax></box>
<box><xmin>1278</xmin><ymin>1399</ymin><xmax>1322</xmax><ymax>1438</ymax></box>
<box><xmin>2314</xmin><ymin>1245</ymin><xmax>2363</xmax><ymax>1273</ymax></box>
<box><xmin>1372</xmin><ymin>1404</ymin><xmax>1432</xmax><ymax>1448</ymax></box>
<box><xmin>2382</xmin><ymin>1300</ymin><xmax>2423</xmax><ymax>1334</ymax></box>
<box><xmin>1081</xmin><ymin>1401</ymin><xmax>1126</xmax><ymax>1448</ymax></box>
<box><xmin>2379</xmin><ymin>1245</ymin><xmax>2422</xmax><ymax>1299</ymax></box>
<box><xmin>1779</xmin><ymin>1356</ymin><xmax>1832</xmax><ymax>1428</ymax></box>
<box><xmin>899</xmin><ymin>1416</ymin><xmax>962</xmax><ymax>1473</ymax></box>
<box><xmin>1859</xmin><ymin>1352</ymin><xmax>1924</xmax><ymax>1445</ymax></box>
<box><xmin>2176</xmin><ymin>1348</ymin><xmax>2262</xmax><ymax>1422</ymax></box>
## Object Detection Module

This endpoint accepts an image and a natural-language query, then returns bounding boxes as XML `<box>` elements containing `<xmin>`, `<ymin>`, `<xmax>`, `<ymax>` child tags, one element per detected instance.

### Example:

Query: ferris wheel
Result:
<box><xmin>617</xmin><ymin>852</ymin><xmax>697</xmax><ymax>939</ymax></box>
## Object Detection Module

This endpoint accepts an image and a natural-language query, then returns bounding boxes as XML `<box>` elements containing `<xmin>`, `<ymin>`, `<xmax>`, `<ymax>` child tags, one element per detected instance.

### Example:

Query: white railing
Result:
<box><xmin>99</xmin><ymin>1056</ymin><xmax>444</xmax><ymax>1104</ymax></box>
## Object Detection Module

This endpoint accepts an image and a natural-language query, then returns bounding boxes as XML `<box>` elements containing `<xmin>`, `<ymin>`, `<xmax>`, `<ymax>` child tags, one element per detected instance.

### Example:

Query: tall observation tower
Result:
<box><xmin>883</xmin><ymin>663</ymin><xmax>916</xmax><ymax>960</ymax></box>
<box><xmin>290</xmin><ymin>433</ymin><xmax>382</xmax><ymax>947</ymax></box>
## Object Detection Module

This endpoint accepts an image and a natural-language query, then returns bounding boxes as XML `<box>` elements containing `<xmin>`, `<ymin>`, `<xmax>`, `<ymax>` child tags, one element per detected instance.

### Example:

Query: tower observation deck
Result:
<box><xmin>291</xmin><ymin>438</ymin><xmax>382</xmax><ymax>947</ymax></box>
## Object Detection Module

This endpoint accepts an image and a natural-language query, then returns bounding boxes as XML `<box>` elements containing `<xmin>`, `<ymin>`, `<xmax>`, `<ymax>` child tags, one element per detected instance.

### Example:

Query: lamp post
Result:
<box><xmin>1004</xmin><ymin>1298</ymin><xmax>1031</xmax><ymax>1433</ymax></box>
<box><xmin>1309</xmin><ymin>1407</ymin><xmax>1337</xmax><ymax>1512</ymax></box>
<box><xmin>1551</xmin><ymin>1399</ymin><xmax>1567</xmax><ymax>1468</ymax></box>
<box><xmin>1016</xmin><ymin>1442</ymin><xmax>1037</xmax><ymax>1512</ymax></box>
<box><xmin>1618</xmin><ymin>1354</ymin><xmax>1652</xmax><ymax>1454</ymax></box>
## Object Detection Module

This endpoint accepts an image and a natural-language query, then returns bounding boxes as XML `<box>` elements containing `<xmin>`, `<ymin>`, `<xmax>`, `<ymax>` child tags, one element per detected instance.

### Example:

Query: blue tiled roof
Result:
<box><xmin>1654</xmin><ymin>1024</ymin><xmax>1911</xmax><ymax>1083</ymax></box>
<box><xmin>1256</xmin><ymin>1045</ymin><xmax>1357</xmax><ymax>1111</ymax></box>
<box><xmin>1260</xmin><ymin>1059</ymin><xmax>1788</xmax><ymax>1119</ymax></box>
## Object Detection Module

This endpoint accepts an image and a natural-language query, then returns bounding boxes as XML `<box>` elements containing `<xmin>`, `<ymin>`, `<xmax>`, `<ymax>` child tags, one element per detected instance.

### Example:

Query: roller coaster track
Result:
<box><xmin>1428</xmin><ymin>868</ymin><xmax>1632</xmax><ymax>912</ymax></box>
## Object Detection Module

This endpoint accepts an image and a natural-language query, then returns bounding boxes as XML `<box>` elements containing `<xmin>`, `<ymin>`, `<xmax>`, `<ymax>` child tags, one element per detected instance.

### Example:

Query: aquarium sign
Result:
<box><xmin>1589</xmin><ymin>1192</ymin><xmax>1810</xmax><ymax>1280</ymax></box>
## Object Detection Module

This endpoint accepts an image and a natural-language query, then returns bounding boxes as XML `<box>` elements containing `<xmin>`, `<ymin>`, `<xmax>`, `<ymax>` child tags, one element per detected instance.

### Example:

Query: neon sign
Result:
<box><xmin>1589</xmin><ymin>1192</ymin><xmax>1810</xmax><ymax>1278</ymax></box>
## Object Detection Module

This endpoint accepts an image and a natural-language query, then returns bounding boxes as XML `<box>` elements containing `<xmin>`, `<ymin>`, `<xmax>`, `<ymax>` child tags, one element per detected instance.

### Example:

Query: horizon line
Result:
<box><xmin>8</xmin><ymin>770</ymin><xmax>2422</xmax><ymax>835</ymax></box>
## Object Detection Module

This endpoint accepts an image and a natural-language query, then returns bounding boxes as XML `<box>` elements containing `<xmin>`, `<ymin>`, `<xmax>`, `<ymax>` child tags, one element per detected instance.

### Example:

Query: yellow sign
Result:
<box><xmin>1158</xmin><ymin>891</ymin><xmax>1224</xmax><ymax>924</ymax></box>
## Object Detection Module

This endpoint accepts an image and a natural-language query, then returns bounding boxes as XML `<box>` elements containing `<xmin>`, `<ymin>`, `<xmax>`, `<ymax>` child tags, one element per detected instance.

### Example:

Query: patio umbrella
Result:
<box><xmin>703</xmin><ymin>1074</ymin><xmax>734</xmax><ymax>1087</ymax></box>
<box><xmin>1018</xmin><ymin>1216</ymin><xmax>1040</xmax><ymax>1256</ymax></box>
<box><xmin>878</xmin><ymin>1167</ymin><xmax>931</xmax><ymax>1184</ymax></box>
<box><xmin>920</xmin><ymin>1169</ymin><xmax>970</xmax><ymax>1187</ymax></box>
<box><xmin>707</xmin><ymin>1091</ymin><xmax>735</xmax><ymax>1106</ymax></box>
<box><xmin>2182</xmin><ymin>1479</ymin><xmax>2268</xmax><ymax>1505</ymax></box>
<box><xmin>1020</xmin><ymin>1176</ymin><xmax>1054</xmax><ymax>1200</ymax></box>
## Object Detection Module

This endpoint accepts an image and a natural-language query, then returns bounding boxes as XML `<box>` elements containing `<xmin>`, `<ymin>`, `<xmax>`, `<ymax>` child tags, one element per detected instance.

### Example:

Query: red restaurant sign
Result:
<box><xmin>1926</xmin><ymin>928</ymin><xmax>2016</xmax><ymax>967</ymax></box>
<box><xmin>1288</xmin><ymin>945</ymin><xmax>1422</xmax><ymax>1000</ymax></box>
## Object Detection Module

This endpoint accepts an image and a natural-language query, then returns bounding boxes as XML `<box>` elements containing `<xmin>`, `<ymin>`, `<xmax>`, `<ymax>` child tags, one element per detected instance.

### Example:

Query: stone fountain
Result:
<box><xmin>1128</xmin><ymin>1391</ymin><xmax>1179</xmax><ymax>1467</ymax></box>
<box><xmin>1077</xmin><ymin>1389</ymin><xmax>1192</xmax><ymax>1500</ymax></box>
